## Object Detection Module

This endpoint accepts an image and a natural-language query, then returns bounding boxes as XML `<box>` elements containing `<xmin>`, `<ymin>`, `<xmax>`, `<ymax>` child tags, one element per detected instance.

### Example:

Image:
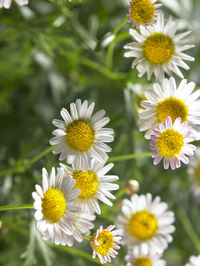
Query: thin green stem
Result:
<box><xmin>177</xmin><ymin>207</ymin><xmax>200</xmax><ymax>252</ymax></box>
<box><xmin>51</xmin><ymin>244</ymin><xmax>114</xmax><ymax>265</ymax></box>
<box><xmin>25</xmin><ymin>146</ymin><xmax>54</xmax><ymax>168</ymax></box>
<box><xmin>106</xmin><ymin>17</ymin><xmax>128</xmax><ymax>69</ymax></box>
<box><xmin>0</xmin><ymin>146</ymin><xmax>54</xmax><ymax>177</ymax></box>
<box><xmin>83</xmin><ymin>235</ymin><xmax>92</xmax><ymax>241</ymax></box>
<box><xmin>0</xmin><ymin>203</ymin><xmax>33</xmax><ymax>211</ymax></box>
<box><xmin>108</xmin><ymin>152</ymin><xmax>152</xmax><ymax>162</ymax></box>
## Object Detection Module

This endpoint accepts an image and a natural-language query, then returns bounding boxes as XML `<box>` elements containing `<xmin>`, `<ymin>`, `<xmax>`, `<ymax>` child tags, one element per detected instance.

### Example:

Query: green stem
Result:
<box><xmin>106</xmin><ymin>17</ymin><xmax>128</xmax><ymax>69</ymax></box>
<box><xmin>80</xmin><ymin>56</ymin><xmax>126</xmax><ymax>81</ymax></box>
<box><xmin>51</xmin><ymin>244</ymin><xmax>114</xmax><ymax>265</ymax></box>
<box><xmin>108</xmin><ymin>152</ymin><xmax>152</xmax><ymax>162</ymax></box>
<box><xmin>83</xmin><ymin>235</ymin><xmax>92</xmax><ymax>241</ymax></box>
<box><xmin>25</xmin><ymin>146</ymin><xmax>54</xmax><ymax>168</ymax></box>
<box><xmin>0</xmin><ymin>146</ymin><xmax>54</xmax><ymax>177</ymax></box>
<box><xmin>0</xmin><ymin>203</ymin><xmax>33</xmax><ymax>211</ymax></box>
<box><xmin>177</xmin><ymin>207</ymin><xmax>200</xmax><ymax>252</ymax></box>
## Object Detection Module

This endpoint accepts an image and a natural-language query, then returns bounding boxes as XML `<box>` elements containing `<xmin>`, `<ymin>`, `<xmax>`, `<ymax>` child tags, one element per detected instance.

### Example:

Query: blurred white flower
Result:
<box><xmin>125</xmin><ymin>246</ymin><xmax>166</xmax><ymax>266</ymax></box>
<box><xmin>150</xmin><ymin>116</ymin><xmax>196</xmax><ymax>170</ymax></box>
<box><xmin>187</xmin><ymin>148</ymin><xmax>200</xmax><ymax>197</ymax></box>
<box><xmin>185</xmin><ymin>255</ymin><xmax>200</xmax><ymax>266</ymax></box>
<box><xmin>160</xmin><ymin>0</ymin><xmax>200</xmax><ymax>42</ymax></box>
<box><xmin>117</xmin><ymin>193</ymin><xmax>175</xmax><ymax>253</ymax></box>
<box><xmin>124</xmin><ymin>14</ymin><xmax>194</xmax><ymax>82</ymax></box>
<box><xmin>0</xmin><ymin>0</ymin><xmax>28</xmax><ymax>8</ymax></box>
<box><xmin>91</xmin><ymin>225</ymin><xmax>121</xmax><ymax>264</ymax></box>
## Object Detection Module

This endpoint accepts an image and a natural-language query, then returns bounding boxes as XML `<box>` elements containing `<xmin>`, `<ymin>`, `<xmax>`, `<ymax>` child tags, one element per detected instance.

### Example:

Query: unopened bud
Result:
<box><xmin>125</xmin><ymin>179</ymin><xmax>140</xmax><ymax>195</ymax></box>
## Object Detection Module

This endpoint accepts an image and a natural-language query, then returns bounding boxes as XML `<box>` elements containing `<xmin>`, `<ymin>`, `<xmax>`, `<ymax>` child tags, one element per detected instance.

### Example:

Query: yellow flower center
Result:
<box><xmin>143</xmin><ymin>33</ymin><xmax>174</xmax><ymax>64</ymax></box>
<box><xmin>129</xmin><ymin>210</ymin><xmax>158</xmax><ymax>240</ymax></box>
<box><xmin>42</xmin><ymin>188</ymin><xmax>66</xmax><ymax>223</ymax></box>
<box><xmin>133</xmin><ymin>257</ymin><xmax>152</xmax><ymax>266</ymax></box>
<box><xmin>157</xmin><ymin>129</ymin><xmax>184</xmax><ymax>157</ymax></box>
<box><xmin>92</xmin><ymin>230</ymin><xmax>114</xmax><ymax>256</ymax></box>
<box><xmin>66</xmin><ymin>120</ymin><xmax>95</xmax><ymax>152</ymax></box>
<box><xmin>196</xmin><ymin>165</ymin><xmax>200</xmax><ymax>181</ymax></box>
<box><xmin>130</xmin><ymin>0</ymin><xmax>155</xmax><ymax>25</ymax></box>
<box><xmin>157</xmin><ymin>97</ymin><xmax>188</xmax><ymax>123</ymax></box>
<box><xmin>73</xmin><ymin>170</ymin><xmax>99</xmax><ymax>199</ymax></box>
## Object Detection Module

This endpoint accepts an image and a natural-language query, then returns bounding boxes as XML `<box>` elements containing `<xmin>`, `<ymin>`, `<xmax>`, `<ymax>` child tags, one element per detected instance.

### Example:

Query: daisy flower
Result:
<box><xmin>187</xmin><ymin>148</ymin><xmax>200</xmax><ymax>197</ymax></box>
<box><xmin>117</xmin><ymin>193</ymin><xmax>175</xmax><ymax>253</ymax></box>
<box><xmin>50</xmin><ymin>99</ymin><xmax>114</xmax><ymax>165</ymax></box>
<box><xmin>91</xmin><ymin>225</ymin><xmax>121</xmax><ymax>264</ymax></box>
<box><xmin>127</xmin><ymin>0</ymin><xmax>162</xmax><ymax>28</ymax></box>
<box><xmin>0</xmin><ymin>0</ymin><xmax>28</xmax><ymax>8</ymax></box>
<box><xmin>185</xmin><ymin>255</ymin><xmax>200</xmax><ymax>266</ymax></box>
<box><xmin>60</xmin><ymin>158</ymin><xmax>119</xmax><ymax>215</ymax></box>
<box><xmin>125</xmin><ymin>246</ymin><xmax>166</xmax><ymax>266</ymax></box>
<box><xmin>43</xmin><ymin>213</ymin><xmax>95</xmax><ymax>247</ymax></box>
<box><xmin>32</xmin><ymin>167</ymin><xmax>81</xmax><ymax>245</ymax></box>
<box><xmin>124</xmin><ymin>13</ymin><xmax>194</xmax><ymax>81</ymax></box>
<box><xmin>139</xmin><ymin>77</ymin><xmax>200</xmax><ymax>140</ymax></box>
<box><xmin>150</xmin><ymin>116</ymin><xmax>196</xmax><ymax>170</ymax></box>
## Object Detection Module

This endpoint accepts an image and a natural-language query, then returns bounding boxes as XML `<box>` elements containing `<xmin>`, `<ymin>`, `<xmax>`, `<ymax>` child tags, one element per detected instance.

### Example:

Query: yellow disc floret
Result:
<box><xmin>73</xmin><ymin>170</ymin><xmax>99</xmax><ymax>199</ymax></box>
<box><xmin>134</xmin><ymin>257</ymin><xmax>153</xmax><ymax>266</ymax></box>
<box><xmin>196</xmin><ymin>165</ymin><xmax>200</xmax><ymax>181</ymax></box>
<box><xmin>143</xmin><ymin>33</ymin><xmax>174</xmax><ymax>64</ymax></box>
<box><xmin>42</xmin><ymin>188</ymin><xmax>66</xmax><ymax>223</ymax></box>
<box><xmin>157</xmin><ymin>97</ymin><xmax>188</xmax><ymax>123</ymax></box>
<box><xmin>92</xmin><ymin>230</ymin><xmax>114</xmax><ymax>256</ymax></box>
<box><xmin>66</xmin><ymin>120</ymin><xmax>95</xmax><ymax>152</ymax></box>
<box><xmin>129</xmin><ymin>210</ymin><xmax>158</xmax><ymax>240</ymax></box>
<box><xmin>130</xmin><ymin>0</ymin><xmax>155</xmax><ymax>25</ymax></box>
<box><xmin>157</xmin><ymin>129</ymin><xmax>184</xmax><ymax>157</ymax></box>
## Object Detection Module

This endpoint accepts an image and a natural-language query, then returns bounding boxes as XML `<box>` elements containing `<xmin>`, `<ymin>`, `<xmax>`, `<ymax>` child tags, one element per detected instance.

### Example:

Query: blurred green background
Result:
<box><xmin>0</xmin><ymin>0</ymin><xmax>200</xmax><ymax>265</ymax></box>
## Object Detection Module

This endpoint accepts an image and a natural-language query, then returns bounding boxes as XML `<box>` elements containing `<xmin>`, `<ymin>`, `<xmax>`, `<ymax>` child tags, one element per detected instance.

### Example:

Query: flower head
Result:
<box><xmin>0</xmin><ymin>0</ymin><xmax>28</xmax><ymax>8</ymax></box>
<box><xmin>117</xmin><ymin>193</ymin><xmax>175</xmax><ymax>253</ymax></box>
<box><xmin>187</xmin><ymin>148</ymin><xmax>200</xmax><ymax>197</ymax></box>
<box><xmin>150</xmin><ymin>116</ymin><xmax>196</xmax><ymax>170</ymax></box>
<box><xmin>50</xmin><ymin>99</ymin><xmax>114</xmax><ymax>165</ymax></box>
<box><xmin>185</xmin><ymin>255</ymin><xmax>200</xmax><ymax>266</ymax></box>
<box><xmin>60</xmin><ymin>158</ymin><xmax>119</xmax><ymax>215</ymax></box>
<box><xmin>125</xmin><ymin>246</ymin><xmax>166</xmax><ymax>266</ymax></box>
<box><xmin>91</xmin><ymin>225</ymin><xmax>121</xmax><ymax>264</ymax></box>
<box><xmin>139</xmin><ymin>77</ymin><xmax>200</xmax><ymax>140</ymax></box>
<box><xmin>127</xmin><ymin>0</ymin><xmax>162</xmax><ymax>28</ymax></box>
<box><xmin>124</xmin><ymin>13</ymin><xmax>194</xmax><ymax>81</ymax></box>
<box><xmin>32</xmin><ymin>167</ymin><xmax>81</xmax><ymax>245</ymax></box>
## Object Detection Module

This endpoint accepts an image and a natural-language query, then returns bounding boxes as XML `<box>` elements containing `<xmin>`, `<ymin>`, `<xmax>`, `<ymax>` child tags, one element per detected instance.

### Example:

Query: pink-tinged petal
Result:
<box><xmin>163</xmin><ymin>158</ymin><xmax>169</xmax><ymax>169</ymax></box>
<box><xmin>165</xmin><ymin>116</ymin><xmax>172</xmax><ymax>128</ymax></box>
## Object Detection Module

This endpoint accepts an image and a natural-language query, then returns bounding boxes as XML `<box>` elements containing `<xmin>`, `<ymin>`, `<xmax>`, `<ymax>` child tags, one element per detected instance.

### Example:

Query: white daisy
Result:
<box><xmin>117</xmin><ymin>193</ymin><xmax>175</xmax><ymax>253</ymax></box>
<box><xmin>127</xmin><ymin>0</ymin><xmax>162</xmax><ymax>28</ymax></box>
<box><xmin>139</xmin><ymin>77</ymin><xmax>200</xmax><ymax>140</ymax></box>
<box><xmin>91</xmin><ymin>225</ymin><xmax>121</xmax><ymax>264</ymax></box>
<box><xmin>150</xmin><ymin>116</ymin><xmax>196</xmax><ymax>170</ymax></box>
<box><xmin>125</xmin><ymin>246</ymin><xmax>166</xmax><ymax>266</ymax></box>
<box><xmin>187</xmin><ymin>148</ymin><xmax>200</xmax><ymax>197</ymax></box>
<box><xmin>50</xmin><ymin>99</ymin><xmax>114</xmax><ymax>165</ymax></box>
<box><xmin>185</xmin><ymin>255</ymin><xmax>200</xmax><ymax>266</ymax></box>
<box><xmin>124</xmin><ymin>13</ymin><xmax>194</xmax><ymax>81</ymax></box>
<box><xmin>32</xmin><ymin>167</ymin><xmax>81</xmax><ymax>246</ymax></box>
<box><xmin>0</xmin><ymin>0</ymin><xmax>28</xmax><ymax>8</ymax></box>
<box><xmin>43</xmin><ymin>212</ymin><xmax>95</xmax><ymax>247</ymax></box>
<box><xmin>60</xmin><ymin>158</ymin><xmax>119</xmax><ymax>215</ymax></box>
